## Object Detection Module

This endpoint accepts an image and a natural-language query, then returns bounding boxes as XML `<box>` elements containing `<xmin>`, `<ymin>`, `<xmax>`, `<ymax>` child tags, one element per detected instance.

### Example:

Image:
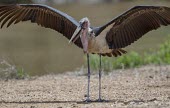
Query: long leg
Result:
<box><xmin>98</xmin><ymin>54</ymin><xmax>102</xmax><ymax>101</ymax></box>
<box><xmin>85</xmin><ymin>53</ymin><xmax>91</xmax><ymax>102</ymax></box>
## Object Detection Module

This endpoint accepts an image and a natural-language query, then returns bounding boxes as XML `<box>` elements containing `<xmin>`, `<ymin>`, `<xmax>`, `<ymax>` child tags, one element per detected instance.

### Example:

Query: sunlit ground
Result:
<box><xmin>0</xmin><ymin>0</ymin><xmax>170</xmax><ymax>75</ymax></box>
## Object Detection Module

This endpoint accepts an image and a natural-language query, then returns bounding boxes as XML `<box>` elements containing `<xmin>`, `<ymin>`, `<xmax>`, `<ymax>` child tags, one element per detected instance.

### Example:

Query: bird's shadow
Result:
<box><xmin>0</xmin><ymin>98</ymin><xmax>157</xmax><ymax>104</ymax></box>
<box><xmin>0</xmin><ymin>100</ymin><xmax>116</xmax><ymax>104</ymax></box>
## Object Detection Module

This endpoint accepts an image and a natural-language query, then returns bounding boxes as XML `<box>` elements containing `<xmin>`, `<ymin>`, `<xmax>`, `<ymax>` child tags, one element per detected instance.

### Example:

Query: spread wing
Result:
<box><xmin>0</xmin><ymin>4</ymin><xmax>83</xmax><ymax>48</ymax></box>
<box><xmin>95</xmin><ymin>6</ymin><xmax>170</xmax><ymax>49</ymax></box>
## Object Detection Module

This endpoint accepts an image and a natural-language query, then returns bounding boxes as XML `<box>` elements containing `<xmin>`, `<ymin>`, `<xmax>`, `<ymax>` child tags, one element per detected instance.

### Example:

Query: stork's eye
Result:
<box><xmin>80</xmin><ymin>22</ymin><xmax>86</xmax><ymax>29</ymax></box>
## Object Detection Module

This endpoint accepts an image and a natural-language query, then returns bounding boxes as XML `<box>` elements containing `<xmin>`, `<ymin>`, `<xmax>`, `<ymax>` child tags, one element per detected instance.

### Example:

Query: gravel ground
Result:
<box><xmin>0</xmin><ymin>65</ymin><xmax>170</xmax><ymax>108</ymax></box>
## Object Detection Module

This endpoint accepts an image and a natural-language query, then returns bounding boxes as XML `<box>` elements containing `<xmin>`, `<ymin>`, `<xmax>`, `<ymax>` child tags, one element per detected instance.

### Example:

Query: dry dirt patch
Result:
<box><xmin>0</xmin><ymin>65</ymin><xmax>170</xmax><ymax>108</ymax></box>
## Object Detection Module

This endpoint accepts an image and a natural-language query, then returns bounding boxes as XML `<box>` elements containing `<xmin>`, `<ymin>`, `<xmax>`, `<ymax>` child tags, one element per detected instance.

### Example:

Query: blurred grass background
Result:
<box><xmin>0</xmin><ymin>0</ymin><xmax>170</xmax><ymax>78</ymax></box>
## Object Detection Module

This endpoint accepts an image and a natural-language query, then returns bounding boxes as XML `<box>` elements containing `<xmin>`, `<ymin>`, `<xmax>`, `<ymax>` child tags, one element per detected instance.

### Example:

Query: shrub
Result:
<box><xmin>0</xmin><ymin>58</ymin><xmax>28</xmax><ymax>80</ymax></box>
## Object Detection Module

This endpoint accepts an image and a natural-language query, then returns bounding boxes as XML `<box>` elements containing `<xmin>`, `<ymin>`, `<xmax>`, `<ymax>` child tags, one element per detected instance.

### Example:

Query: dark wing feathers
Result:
<box><xmin>1</xmin><ymin>5</ymin><xmax>170</xmax><ymax>51</ymax></box>
<box><xmin>95</xmin><ymin>6</ymin><xmax>170</xmax><ymax>49</ymax></box>
<box><xmin>0</xmin><ymin>4</ymin><xmax>83</xmax><ymax>48</ymax></box>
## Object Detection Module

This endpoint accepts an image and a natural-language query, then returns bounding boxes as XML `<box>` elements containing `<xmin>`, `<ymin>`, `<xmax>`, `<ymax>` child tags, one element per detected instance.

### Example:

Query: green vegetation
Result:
<box><xmin>0</xmin><ymin>59</ymin><xmax>28</xmax><ymax>80</ymax></box>
<box><xmin>87</xmin><ymin>37</ymin><xmax>170</xmax><ymax>72</ymax></box>
<box><xmin>16</xmin><ymin>67</ymin><xmax>28</xmax><ymax>79</ymax></box>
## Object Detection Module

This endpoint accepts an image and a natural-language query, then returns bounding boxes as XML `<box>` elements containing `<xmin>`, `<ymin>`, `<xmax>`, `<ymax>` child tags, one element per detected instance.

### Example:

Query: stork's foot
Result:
<box><xmin>84</xmin><ymin>94</ymin><xmax>91</xmax><ymax>103</ymax></box>
<box><xmin>84</xmin><ymin>98</ymin><xmax>92</xmax><ymax>103</ymax></box>
<box><xmin>83</xmin><ymin>98</ymin><xmax>108</xmax><ymax>103</ymax></box>
<box><xmin>96</xmin><ymin>98</ymin><xmax>108</xmax><ymax>102</ymax></box>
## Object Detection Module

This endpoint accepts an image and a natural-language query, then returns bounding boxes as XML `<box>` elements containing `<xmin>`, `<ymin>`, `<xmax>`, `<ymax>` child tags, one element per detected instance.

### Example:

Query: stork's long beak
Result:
<box><xmin>69</xmin><ymin>26</ymin><xmax>82</xmax><ymax>43</ymax></box>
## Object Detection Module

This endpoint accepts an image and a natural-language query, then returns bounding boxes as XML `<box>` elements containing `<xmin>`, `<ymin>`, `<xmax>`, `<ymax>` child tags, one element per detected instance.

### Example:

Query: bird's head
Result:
<box><xmin>69</xmin><ymin>17</ymin><xmax>91</xmax><ymax>53</ymax></box>
<box><xmin>79</xmin><ymin>17</ymin><xmax>90</xmax><ymax>28</ymax></box>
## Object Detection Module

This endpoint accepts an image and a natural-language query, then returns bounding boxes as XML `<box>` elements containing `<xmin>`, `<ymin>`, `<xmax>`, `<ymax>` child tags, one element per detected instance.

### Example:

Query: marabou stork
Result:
<box><xmin>0</xmin><ymin>4</ymin><xmax>170</xmax><ymax>102</ymax></box>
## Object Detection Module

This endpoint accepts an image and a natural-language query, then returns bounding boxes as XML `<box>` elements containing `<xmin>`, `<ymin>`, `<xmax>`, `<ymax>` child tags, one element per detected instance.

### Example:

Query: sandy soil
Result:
<box><xmin>0</xmin><ymin>65</ymin><xmax>170</xmax><ymax>108</ymax></box>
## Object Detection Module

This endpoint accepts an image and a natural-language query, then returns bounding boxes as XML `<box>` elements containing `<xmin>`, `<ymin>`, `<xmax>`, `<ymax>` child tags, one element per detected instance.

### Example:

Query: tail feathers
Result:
<box><xmin>100</xmin><ymin>49</ymin><xmax>127</xmax><ymax>57</ymax></box>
